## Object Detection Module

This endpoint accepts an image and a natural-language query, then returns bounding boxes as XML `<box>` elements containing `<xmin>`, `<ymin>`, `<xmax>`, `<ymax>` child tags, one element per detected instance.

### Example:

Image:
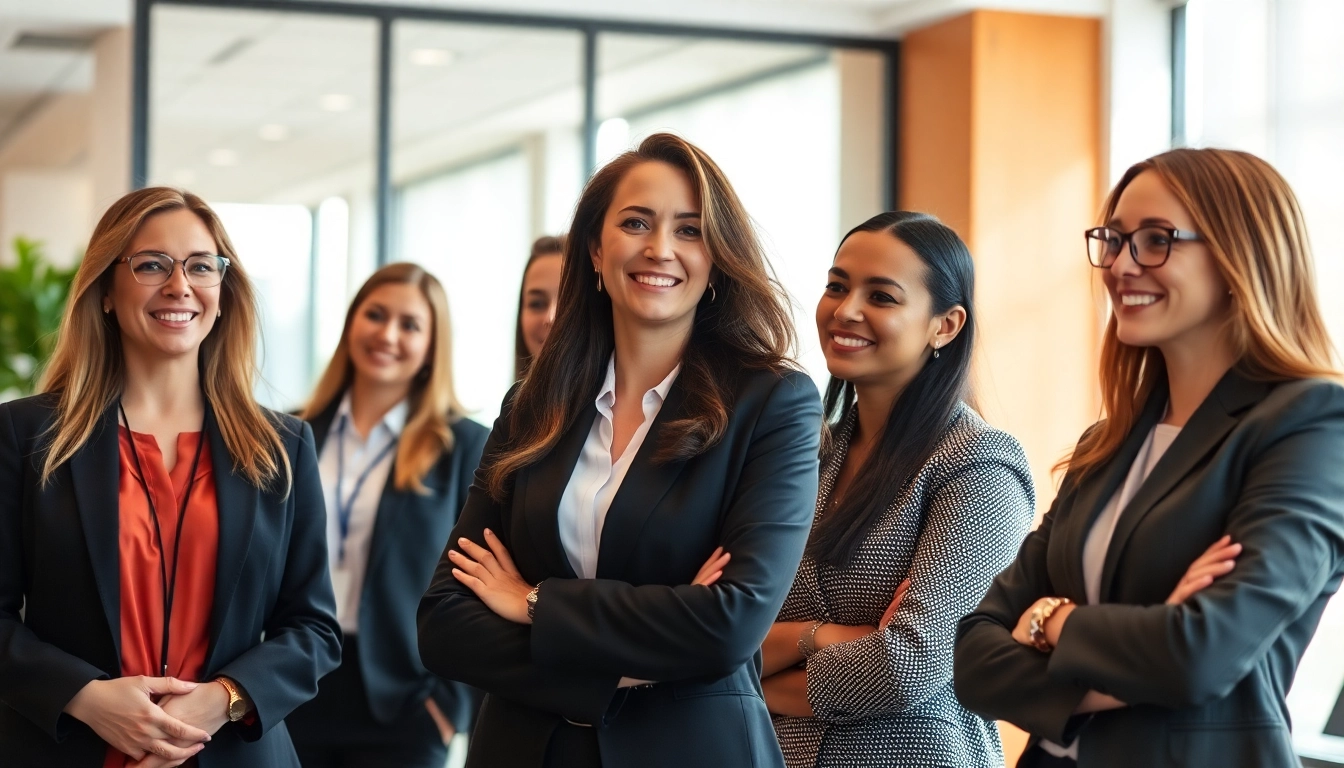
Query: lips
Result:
<box><xmin>828</xmin><ymin>330</ymin><xmax>874</xmax><ymax>350</ymax></box>
<box><xmin>151</xmin><ymin>310</ymin><xmax>197</xmax><ymax>322</ymax></box>
<box><xmin>1118</xmin><ymin>292</ymin><xmax>1163</xmax><ymax>307</ymax></box>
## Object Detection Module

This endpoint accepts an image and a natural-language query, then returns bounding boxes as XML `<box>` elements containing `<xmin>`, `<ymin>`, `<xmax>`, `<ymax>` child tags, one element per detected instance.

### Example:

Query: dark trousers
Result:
<box><xmin>541</xmin><ymin>723</ymin><xmax>601</xmax><ymax>768</ymax></box>
<box><xmin>288</xmin><ymin>636</ymin><xmax>449</xmax><ymax>768</ymax></box>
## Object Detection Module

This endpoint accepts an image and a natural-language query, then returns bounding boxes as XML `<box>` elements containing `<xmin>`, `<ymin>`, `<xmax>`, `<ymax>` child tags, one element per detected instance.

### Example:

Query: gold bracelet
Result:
<box><xmin>797</xmin><ymin>621</ymin><xmax>824</xmax><ymax>658</ymax></box>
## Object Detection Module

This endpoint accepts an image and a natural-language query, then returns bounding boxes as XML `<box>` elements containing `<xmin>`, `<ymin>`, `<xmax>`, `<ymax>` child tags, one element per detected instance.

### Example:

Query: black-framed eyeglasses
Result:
<box><xmin>1085</xmin><ymin>226</ymin><xmax>1202</xmax><ymax>269</ymax></box>
<box><xmin>118</xmin><ymin>252</ymin><xmax>230</xmax><ymax>287</ymax></box>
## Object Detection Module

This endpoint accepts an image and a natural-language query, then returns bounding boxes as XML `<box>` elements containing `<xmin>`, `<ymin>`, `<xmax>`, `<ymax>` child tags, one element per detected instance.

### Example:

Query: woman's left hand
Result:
<box><xmin>1012</xmin><ymin>597</ymin><xmax>1075</xmax><ymax>650</ymax></box>
<box><xmin>449</xmin><ymin>529</ymin><xmax>534</xmax><ymax>624</ymax></box>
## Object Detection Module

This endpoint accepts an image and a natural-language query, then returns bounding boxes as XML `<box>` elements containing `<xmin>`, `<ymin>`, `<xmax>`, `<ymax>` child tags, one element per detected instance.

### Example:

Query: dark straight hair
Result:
<box><xmin>514</xmin><ymin>234</ymin><xmax>566</xmax><ymax>380</ymax></box>
<box><xmin>807</xmin><ymin>211</ymin><xmax>977</xmax><ymax>568</ymax></box>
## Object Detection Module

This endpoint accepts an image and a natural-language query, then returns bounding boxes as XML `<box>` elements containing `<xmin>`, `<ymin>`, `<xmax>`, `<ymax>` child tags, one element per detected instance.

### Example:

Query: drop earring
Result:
<box><xmin>596</xmin><ymin>270</ymin><xmax>603</xmax><ymax>293</ymax></box>
<box><xmin>709</xmin><ymin>284</ymin><xmax>717</xmax><ymax>303</ymax></box>
<box><xmin>933</xmin><ymin>343</ymin><xmax>941</xmax><ymax>359</ymax></box>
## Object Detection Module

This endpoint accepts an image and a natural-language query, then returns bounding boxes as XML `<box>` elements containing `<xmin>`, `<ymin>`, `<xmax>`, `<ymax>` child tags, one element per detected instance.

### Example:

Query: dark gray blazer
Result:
<box><xmin>955</xmin><ymin>369</ymin><xmax>1344</xmax><ymax>768</ymax></box>
<box><xmin>417</xmin><ymin>367</ymin><xmax>823</xmax><ymax>768</ymax></box>
<box><xmin>0</xmin><ymin>393</ymin><xmax>342</xmax><ymax>768</ymax></box>
<box><xmin>307</xmin><ymin>400</ymin><xmax>488</xmax><ymax>731</ymax></box>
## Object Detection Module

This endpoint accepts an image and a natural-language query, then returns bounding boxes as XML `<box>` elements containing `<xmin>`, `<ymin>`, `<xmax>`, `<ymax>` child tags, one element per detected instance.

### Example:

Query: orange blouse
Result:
<box><xmin>105</xmin><ymin>427</ymin><xmax>219</xmax><ymax>768</ymax></box>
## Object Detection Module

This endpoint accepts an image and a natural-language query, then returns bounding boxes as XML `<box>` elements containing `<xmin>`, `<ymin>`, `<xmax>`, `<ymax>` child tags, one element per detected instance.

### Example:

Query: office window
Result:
<box><xmin>1180</xmin><ymin>0</ymin><xmax>1344</xmax><ymax>760</ymax></box>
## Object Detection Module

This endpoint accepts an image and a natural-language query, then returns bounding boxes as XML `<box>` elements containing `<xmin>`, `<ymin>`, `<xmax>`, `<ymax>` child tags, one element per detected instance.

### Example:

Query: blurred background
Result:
<box><xmin>0</xmin><ymin>0</ymin><xmax>1340</xmax><ymax>764</ymax></box>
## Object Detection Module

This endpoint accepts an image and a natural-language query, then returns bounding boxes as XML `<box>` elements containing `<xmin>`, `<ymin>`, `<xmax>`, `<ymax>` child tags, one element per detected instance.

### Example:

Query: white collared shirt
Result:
<box><xmin>317</xmin><ymin>391</ymin><xmax>408</xmax><ymax>635</ymax></box>
<box><xmin>557</xmin><ymin>354</ymin><xmax>681</xmax><ymax>579</ymax></box>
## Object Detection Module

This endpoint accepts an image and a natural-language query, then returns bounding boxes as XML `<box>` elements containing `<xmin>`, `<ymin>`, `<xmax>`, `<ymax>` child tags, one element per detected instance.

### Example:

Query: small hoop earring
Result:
<box><xmin>596</xmin><ymin>271</ymin><xmax>603</xmax><ymax>293</ymax></box>
<box><xmin>709</xmin><ymin>284</ymin><xmax>717</xmax><ymax>303</ymax></box>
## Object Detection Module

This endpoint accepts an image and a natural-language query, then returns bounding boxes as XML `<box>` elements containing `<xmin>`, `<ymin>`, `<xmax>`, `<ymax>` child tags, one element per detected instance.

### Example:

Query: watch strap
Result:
<box><xmin>1028</xmin><ymin>597</ymin><xmax>1072</xmax><ymax>652</ymax></box>
<box><xmin>526</xmin><ymin>583</ymin><xmax>541</xmax><ymax>621</ymax></box>
<box><xmin>215</xmin><ymin>676</ymin><xmax>246</xmax><ymax>722</ymax></box>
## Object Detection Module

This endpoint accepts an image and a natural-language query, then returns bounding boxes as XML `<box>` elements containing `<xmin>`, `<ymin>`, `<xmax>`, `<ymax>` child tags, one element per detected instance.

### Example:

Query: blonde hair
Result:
<box><xmin>39</xmin><ymin>187</ymin><xmax>290</xmax><ymax>490</ymax></box>
<box><xmin>1063</xmin><ymin>148</ymin><xmax>1339</xmax><ymax>480</ymax></box>
<box><xmin>301</xmin><ymin>262</ymin><xmax>465</xmax><ymax>494</ymax></box>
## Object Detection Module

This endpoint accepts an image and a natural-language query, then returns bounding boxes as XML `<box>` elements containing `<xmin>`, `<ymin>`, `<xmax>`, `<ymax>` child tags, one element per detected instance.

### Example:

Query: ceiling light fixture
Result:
<box><xmin>320</xmin><ymin>93</ymin><xmax>354</xmax><ymax>112</ymax></box>
<box><xmin>259</xmin><ymin>123</ymin><xmax>289</xmax><ymax>141</ymax></box>
<box><xmin>410</xmin><ymin>48</ymin><xmax>455</xmax><ymax>66</ymax></box>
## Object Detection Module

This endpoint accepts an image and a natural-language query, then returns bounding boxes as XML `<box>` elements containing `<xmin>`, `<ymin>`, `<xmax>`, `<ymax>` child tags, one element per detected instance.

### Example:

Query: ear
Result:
<box><xmin>589</xmin><ymin>238</ymin><xmax>602</xmax><ymax>273</ymax></box>
<box><xmin>930</xmin><ymin>305</ymin><xmax>967</xmax><ymax>349</ymax></box>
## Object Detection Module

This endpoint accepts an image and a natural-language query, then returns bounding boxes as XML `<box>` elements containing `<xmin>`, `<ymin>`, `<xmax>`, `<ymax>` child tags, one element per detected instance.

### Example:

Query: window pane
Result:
<box><xmin>148</xmin><ymin>5</ymin><xmax>377</xmax><ymax>409</ymax></box>
<box><xmin>598</xmin><ymin>35</ymin><xmax>887</xmax><ymax>390</ymax></box>
<box><xmin>390</xmin><ymin>21</ymin><xmax>584</xmax><ymax>422</ymax></box>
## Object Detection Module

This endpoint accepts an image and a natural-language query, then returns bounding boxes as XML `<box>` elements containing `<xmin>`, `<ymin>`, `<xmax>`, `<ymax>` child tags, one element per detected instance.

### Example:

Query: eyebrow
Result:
<box><xmin>132</xmin><ymin>249</ymin><xmax>217</xmax><ymax>257</ymax></box>
<box><xmin>829</xmin><ymin>267</ymin><xmax>906</xmax><ymax>292</ymax></box>
<box><xmin>366</xmin><ymin>302</ymin><xmax>427</xmax><ymax>320</ymax></box>
<box><xmin>618</xmin><ymin>205</ymin><xmax>701</xmax><ymax>220</ymax></box>
<box><xmin>1106</xmin><ymin>216</ymin><xmax>1177</xmax><ymax>229</ymax></box>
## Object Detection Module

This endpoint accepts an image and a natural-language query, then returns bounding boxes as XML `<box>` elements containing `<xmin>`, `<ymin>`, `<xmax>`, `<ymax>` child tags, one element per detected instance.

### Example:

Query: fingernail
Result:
<box><xmin>458</xmin><ymin>538</ymin><xmax>467</xmax><ymax>545</ymax></box>
<box><xmin>484</xmin><ymin>528</ymin><xmax>493</xmax><ymax>536</ymax></box>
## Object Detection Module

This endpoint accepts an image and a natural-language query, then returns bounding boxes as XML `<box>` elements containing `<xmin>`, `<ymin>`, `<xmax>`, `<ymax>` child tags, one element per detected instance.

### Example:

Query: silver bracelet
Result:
<box><xmin>797</xmin><ymin>620</ymin><xmax>824</xmax><ymax>658</ymax></box>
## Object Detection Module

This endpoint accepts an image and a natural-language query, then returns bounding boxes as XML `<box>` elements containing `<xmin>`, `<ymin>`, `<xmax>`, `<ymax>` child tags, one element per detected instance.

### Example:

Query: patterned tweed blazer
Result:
<box><xmin>774</xmin><ymin>403</ymin><xmax>1035</xmax><ymax>768</ymax></box>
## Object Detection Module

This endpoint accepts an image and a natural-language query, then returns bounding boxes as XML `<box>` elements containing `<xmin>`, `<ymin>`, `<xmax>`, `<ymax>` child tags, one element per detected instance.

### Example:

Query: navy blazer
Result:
<box><xmin>0</xmin><ymin>393</ymin><xmax>342</xmax><ymax>768</ymax></box>
<box><xmin>955</xmin><ymin>370</ymin><xmax>1344</xmax><ymax>768</ymax></box>
<box><xmin>418</xmin><ymin>367</ymin><xmax>823</xmax><ymax>768</ymax></box>
<box><xmin>307</xmin><ymin>399</ymin><xmax>488</xmax><ymax>732</ymax></box>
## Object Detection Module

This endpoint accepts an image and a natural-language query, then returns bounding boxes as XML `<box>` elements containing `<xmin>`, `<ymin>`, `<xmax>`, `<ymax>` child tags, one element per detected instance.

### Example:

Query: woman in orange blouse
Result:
<box><xmin>0</xmin><ymin>187</ymin><xmax>341</xmax><ymax>768</ymax></box>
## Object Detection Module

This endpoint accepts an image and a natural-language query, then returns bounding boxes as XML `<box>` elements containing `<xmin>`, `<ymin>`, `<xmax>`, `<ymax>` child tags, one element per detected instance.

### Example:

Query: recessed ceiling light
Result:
<box><xmin>207</xmin><ymin>149</ymin><xmax>238</xmax><ymax>167</ymax></box>
<box><xmin>259</xmin><ymin>123</ymin><xmax>289</xmax><ymax>141</ymax></box>
<box><xmin>320</xmin><ymin>93</ymin><xmax>354</xmax><ymax>112</ymax></box>
<box><xmin>410</xmin><ymin>48</ymin><xmax>455</xmax><ymax>66</ymax></box>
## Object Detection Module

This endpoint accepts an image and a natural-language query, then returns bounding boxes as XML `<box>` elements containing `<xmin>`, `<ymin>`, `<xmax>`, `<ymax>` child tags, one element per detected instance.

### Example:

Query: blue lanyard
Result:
<box><xmin>333</xmin><ymin>414</ymin><xmax>398</xmax><ymax>564</ymax></box>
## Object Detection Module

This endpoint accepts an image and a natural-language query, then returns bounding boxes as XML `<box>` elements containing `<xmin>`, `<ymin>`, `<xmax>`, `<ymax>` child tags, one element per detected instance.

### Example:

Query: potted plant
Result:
<box><xmin>0</xmin><ymin>237</ymin><xmax>79</xmax><ymax>401</ymax></box>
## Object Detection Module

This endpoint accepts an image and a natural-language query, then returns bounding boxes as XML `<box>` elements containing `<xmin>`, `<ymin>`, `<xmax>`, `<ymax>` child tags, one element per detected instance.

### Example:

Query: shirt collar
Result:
<box><xmin>595</xmin><ymin>353</ymin><xmax>682</xmax><ymax>409</ymax></box>
<box><xmin>336</xmin><ymin>390</ymin><xmax>410</xmax><ymax>439</ymax></box>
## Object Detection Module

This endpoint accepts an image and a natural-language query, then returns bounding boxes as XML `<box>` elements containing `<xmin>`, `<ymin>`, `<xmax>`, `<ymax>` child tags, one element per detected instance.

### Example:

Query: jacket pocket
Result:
<box><xmin>1165</xmin><ymin>720</ymin><xmax>1295</xmax><ymax>768</ymax></box>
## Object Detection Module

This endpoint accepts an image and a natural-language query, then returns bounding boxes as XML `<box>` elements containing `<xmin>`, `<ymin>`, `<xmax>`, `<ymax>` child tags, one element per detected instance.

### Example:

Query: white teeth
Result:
<box><xmin>832</xmin><ymin>335</ymin><xmax>873</xmax><ymax>348</ymax></box>
<box><xmin>154</xmin><ymin>312</ymin><xmax>194</xmax><ymax>322</ymax></box>
<box><xmin>1121</xmin><ymin>294</ymin><xmax>1160</xmax><ymax>307</ymax></box>
<box><xmin>634</xmin><ymin>275</ymin><xmax>678</xmax><ymax>287</ymax></box>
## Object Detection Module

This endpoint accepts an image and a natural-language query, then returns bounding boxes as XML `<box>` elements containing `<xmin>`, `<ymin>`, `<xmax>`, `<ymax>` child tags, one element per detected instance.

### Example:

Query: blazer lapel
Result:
<box><xmin>595</xmin><ymin>380</ymin><xmax>690</xmax><ymax>579</ymax></box>
<box><xmin>307</xmin><ymin>401</ymin><xmax>339</xmax><ymax>454</ymax></box>
<box><xmin>1097</xmin><ymin>368</ymin><xmax>1271</xmax><ymax>599</ymax></box>
<box><xmin>364</xmin><ymin>466</ymin><xmax>405</xmax><ymax>579</ymax></box>
<box><xmin>516</xmin><ymin>404</ymin><xmax>595</xmax><ymax>580</ymax></box>
<box><xmin>70</xmin><ymin>403</ymin><xmax>123</xmax><ymax>662</ymax></box>
<box><xmin>204</xmin><ymin>401</ymin><xmax>259</xmax><ymax>669</ymax></box>
<box><xmin>1059</xmin><ymin>391</ymin><xmax>1166</xmax><ymax>600</ymax></box>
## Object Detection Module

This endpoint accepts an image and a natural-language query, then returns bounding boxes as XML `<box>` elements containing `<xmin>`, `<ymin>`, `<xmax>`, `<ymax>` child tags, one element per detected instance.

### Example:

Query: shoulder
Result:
<box><xmin>262</xmin><ymin>407</ymin><xmax>312</xmax><ymax>455</ymax></box>
<box><xmin>933</xmin><ymin>404</ymin><xmax>1033</xmax><ymax>479</ymax></box>
<box><xmin>0</xmin><ymin>392</ymin><xmax>61</xmax><ymax>441</ymax></box>
<box><xmin>1236</xmin><ymin>377</ymin><xmax>1344</xmax><ymax>445</ymax></box>
<box><xmin>732</xmin><ymin>365</ymin><xmax>821</xmax><ymax>406</ymax></box>
<box><xmin>450</xmin><ymin>415</ymin><xmax>490</xmax><ymax>458</ymax></box>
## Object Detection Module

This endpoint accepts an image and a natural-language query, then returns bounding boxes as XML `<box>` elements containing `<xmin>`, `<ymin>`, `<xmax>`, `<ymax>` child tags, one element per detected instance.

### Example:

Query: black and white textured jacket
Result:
<box><xmin>774</xmin><ymin>403</ymin><xmax>1035</xmax><ymax>768</ymax></box>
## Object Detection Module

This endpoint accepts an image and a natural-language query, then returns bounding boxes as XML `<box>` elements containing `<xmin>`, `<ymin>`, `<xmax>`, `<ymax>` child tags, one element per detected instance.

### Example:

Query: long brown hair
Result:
<box><xmin>38</xmin><ymin>187</ymin><xmax>289</xmax><ymax>490</ymax></box>
<box><xmin>301</xmin><ymin>262</ymin><xmax>465</xmax><ymax>494</ymax></box>
<box><xmin>514</xmin><ymin>234</ymin><xmax>566</xmax><ymax>380</ymax></box>
<box><xmin>1062</xmin><ymin>148</ymin><xmax>1338</xmax><ymax>480</ymax></box>
<box><xmin>484</xmin><ymin>132</ymin><xmax>796</xmax><ymax>500</ymax></box>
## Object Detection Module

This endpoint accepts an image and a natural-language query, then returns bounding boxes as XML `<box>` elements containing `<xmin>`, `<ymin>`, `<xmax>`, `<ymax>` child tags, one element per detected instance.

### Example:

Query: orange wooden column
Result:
<box><xmin>900</xmin><ymin>11</ymin><xmax>1104</xmax><ymax>766</ymax></box>
<box><xmin>902</xmin><ymin>9</ymin><xmax>1103</xmax><ymax>512</ymax></box>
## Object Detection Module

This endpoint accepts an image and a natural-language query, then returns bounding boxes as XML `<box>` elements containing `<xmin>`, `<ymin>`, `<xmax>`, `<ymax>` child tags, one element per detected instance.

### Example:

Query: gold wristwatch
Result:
<box><xmin>215</xmin><ymin>676</ymin><xmax>247</xmax><ymax>722</ymax></box>
<box><xmin>1028</xmin><ymin>597</ymin><xmax>1072</xmax><ymax>652</ymax></box>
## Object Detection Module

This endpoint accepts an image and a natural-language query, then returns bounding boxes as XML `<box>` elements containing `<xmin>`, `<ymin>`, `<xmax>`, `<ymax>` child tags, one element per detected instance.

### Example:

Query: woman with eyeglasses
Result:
<box><xmin>0</xmin><ymin>187</ymin><xmax>341</xmax><ymax>768</ymax></box>
<box><xmin>954</xmin><ymin>148</ymin><xmax>1344</xmax><ymax>768</ymax></box>
<box><xmin>287</xmin><ymin>263</ymin><xmax>488</xmax><ymax>768</ymax></box>
<box><xmin>515</xmin><ymin>235</ymin><xmax>565</xmax><ymax>380</ymax></box>
<box><xmin>417</xmin><ymin>133</ymin><xmax>822</xmax><ymax>768</ymax></box>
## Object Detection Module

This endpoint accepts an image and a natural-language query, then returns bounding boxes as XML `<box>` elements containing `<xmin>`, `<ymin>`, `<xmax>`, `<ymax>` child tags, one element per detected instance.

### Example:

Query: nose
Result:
<box><xmin>834</xmin><ymin>291</ymin><xmax>863</xmax><ymax>323</ymax></box>
<box><xmin>645</xmin><ymin>226</ymin><xmax>675</xmax><ymax>261</ymax></box>
<box><xmin>1109</xmin><ymin>239</ymin><xmax>1144</xmax><ymax>280</ymax></box>
<box><xmin>375</xmin><ymin>318</ymin><xmax>398</xmax><ymax>345</ymax></box>
<box><xmin>544</xmin><ymin>303</ymin><xmax>556</xmax><ymax>328</ymax></box>
<box><xmin>161</xmin><ymin>261</ymin><xmax>193</xmax><ymax>299</ymax></box>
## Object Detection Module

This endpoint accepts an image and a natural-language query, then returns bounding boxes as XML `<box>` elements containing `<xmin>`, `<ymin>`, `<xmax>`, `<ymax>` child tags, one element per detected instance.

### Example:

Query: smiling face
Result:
<box><xmin>1102</xmin><ymin>170</ymin><xmax>1231</xmax><ymax>353</ymax></box>
<box><xmin>520</xmin><ymin>252</ymin><xmax>562</xmax><ymax>358</ymax></box>
<box><xmin>103</xmin><ymin>207</ymin><xmax>222</xmax><ymax>364</ymax></box>
<box><xmin>817</xmin><ymin>230</ymin><xmax>961</xmax><ymax>391</ymax></box>
<box><xmin>590</xmin><ymin>161</ymin><xmax>712</xmax><ymax>333</ymax></box>
<box><xmin>346</xmin><ymin>282</ymin><xmax>434</xmax><ymax>393</ymax></box>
